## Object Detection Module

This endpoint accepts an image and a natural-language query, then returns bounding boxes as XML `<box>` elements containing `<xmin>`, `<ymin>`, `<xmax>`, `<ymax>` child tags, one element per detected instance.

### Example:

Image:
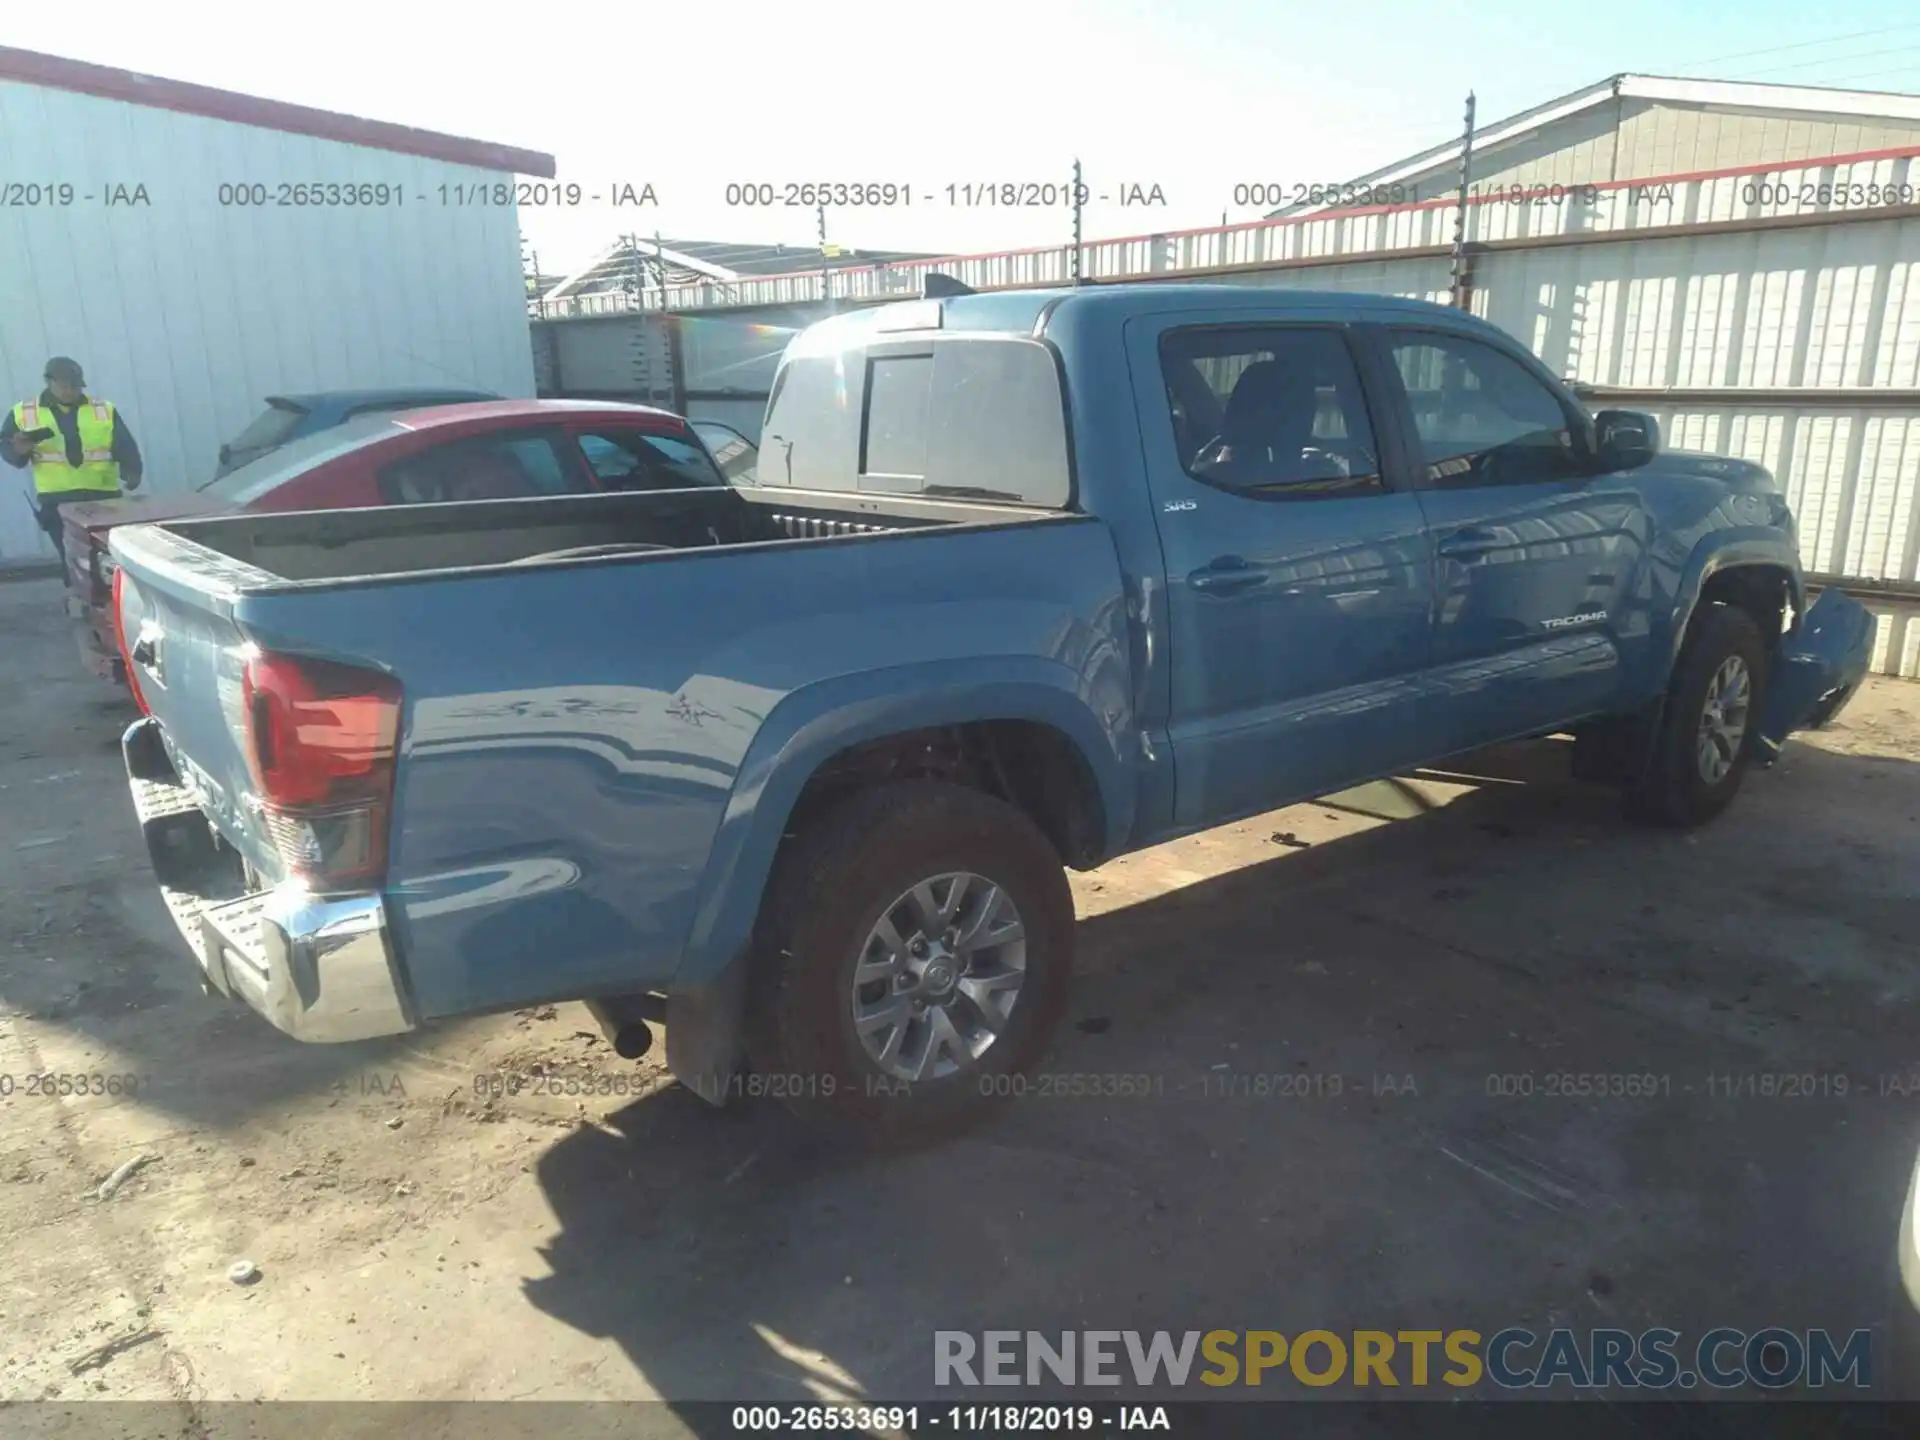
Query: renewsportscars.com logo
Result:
<box><xmin>933</xmin><ymin>1328</ymin><xmax>1873</xmax><ymax>1390</ymax></box>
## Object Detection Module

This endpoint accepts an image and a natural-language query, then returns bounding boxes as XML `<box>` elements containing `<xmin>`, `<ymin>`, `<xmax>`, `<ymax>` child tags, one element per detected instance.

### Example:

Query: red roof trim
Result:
<box><xmin>0</xmin><ymin>45</ymin><xmax>556</xmax><ymax>178</ymax></box>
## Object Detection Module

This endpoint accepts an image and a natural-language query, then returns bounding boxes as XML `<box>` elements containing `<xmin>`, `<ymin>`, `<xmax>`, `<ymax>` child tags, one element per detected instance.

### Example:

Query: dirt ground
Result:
<box><xmin>2</xmin><ymin>573</ymin><xmax>1918</xmax><ymax>1431</ymax></box>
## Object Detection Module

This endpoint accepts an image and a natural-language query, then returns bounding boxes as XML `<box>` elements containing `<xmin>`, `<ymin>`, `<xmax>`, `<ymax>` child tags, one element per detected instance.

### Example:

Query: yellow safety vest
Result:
<box><xmin>13</xmin><ymin>398</ymin><xmax>120</xmax><ymax>496</ymax></box>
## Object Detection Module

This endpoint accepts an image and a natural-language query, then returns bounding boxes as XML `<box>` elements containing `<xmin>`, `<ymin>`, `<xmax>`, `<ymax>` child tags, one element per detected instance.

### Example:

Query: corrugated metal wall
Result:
<box><xmin>543</xmin><ymin>316</ymin><xmax>676</xmax><ymax>409</ymax></box>
<box><xmin>684</xmin><ymin>397</ymin><xmax>768</xmax><ymax>441</ymax></box>
<box><xmin>1858</xmin><ymin>595</ymin><xmax>1920</xmax><ymax>676</ymax></box>
<box><xmin>0</xmin><ymin>79</ymin><xmax>536</xmax><ymax>564</ymax></box>
<box><xmin>535</xmin><ymin>313</ymin><xmax>794</xmax><ymax>441</ymax></box>
<box><xmin>674</xmin><ymin>316</ymin><xmax>790</xmax><ymax>400</ymax></box>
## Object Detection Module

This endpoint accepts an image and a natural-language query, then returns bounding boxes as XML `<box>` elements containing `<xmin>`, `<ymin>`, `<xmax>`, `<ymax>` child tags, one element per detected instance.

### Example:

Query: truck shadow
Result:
<box><xmin>521</xmin><ymin>735</ymin><xmax>1920</xmax><ymax>1418</ymax></box>
<box><xmin>0</xmin><ymin>865</ymin><xmax>432</xmax><ymax>1127</ymax></box>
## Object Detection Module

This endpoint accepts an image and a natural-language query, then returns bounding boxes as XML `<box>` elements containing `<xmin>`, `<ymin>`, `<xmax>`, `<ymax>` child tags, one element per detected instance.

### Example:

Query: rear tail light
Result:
<box><xmin>239</xmin><ymin>651</ymin><xmax>402</xmax><ymax>888</ymax></box>
<box><xmin>111</xmin><ymin>566</ymin><xmax>151</xmax><ymax>716</ymax></box>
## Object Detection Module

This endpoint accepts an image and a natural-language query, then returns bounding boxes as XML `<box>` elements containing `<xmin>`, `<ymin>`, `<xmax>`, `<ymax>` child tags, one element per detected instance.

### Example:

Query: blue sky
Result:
<box><xmin>12</xmin><ymin>0</ymin><xmax>1920</xmax><ymax>276</ymax></box>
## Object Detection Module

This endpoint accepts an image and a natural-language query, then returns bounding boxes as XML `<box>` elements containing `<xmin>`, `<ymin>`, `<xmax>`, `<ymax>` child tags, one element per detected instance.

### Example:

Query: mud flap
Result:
<box><xmin>1754</xmin><ymin>589</ymin><xmax>1875</xmax><ymax>766</ymax></box>
<box><xmin>665</xmin><ymin>956</ymin><xmax>749</xmax><ymax>1107</ymax></box>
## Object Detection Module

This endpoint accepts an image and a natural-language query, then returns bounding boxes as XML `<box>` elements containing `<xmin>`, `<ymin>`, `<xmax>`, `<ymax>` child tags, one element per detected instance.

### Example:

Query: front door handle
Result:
<box><xmin>1435</xmin><ymin>526</ymin><xmax>1501</xmax><ymax>560</ymax></box>
<box><xmin>1189</xmin><ymin>559</ymin><xmax>1267</xmax><ymax>596</ymax></box>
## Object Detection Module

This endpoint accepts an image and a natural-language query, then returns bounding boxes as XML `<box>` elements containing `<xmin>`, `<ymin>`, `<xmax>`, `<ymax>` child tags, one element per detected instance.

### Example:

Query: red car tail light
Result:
<box><xmin>240</xmin><ymin>651</ymin><xmax>402</xmax><ymax>887</ymax></box>
<box><xmin>111</xmin><ymin>566</ymin><xmax>151</xmax><ymax>716</ymax></box>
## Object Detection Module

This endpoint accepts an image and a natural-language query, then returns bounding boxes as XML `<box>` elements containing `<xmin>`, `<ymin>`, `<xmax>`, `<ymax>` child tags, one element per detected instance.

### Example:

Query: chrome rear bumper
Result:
<box><xmin>122</xmin><ymin>716</ymin><xmax>414</xmax><ymax>1043</ymax></box>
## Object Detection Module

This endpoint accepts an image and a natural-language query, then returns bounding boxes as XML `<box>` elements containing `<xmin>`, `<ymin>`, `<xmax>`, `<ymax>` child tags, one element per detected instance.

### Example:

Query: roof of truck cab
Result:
<box><xmin>1033</xmin><ymin>283</ymin><xmax>1495</xmax><ymax>326</ymax></box>
<box><xmin>386</xmin><ymin>398</ymin><xmax>688</xmax><ymax>430</ymax></box>
<box><xmin>840</xmin><ymin>284</ymin><xmax>1509</xmax><ymax>339</ymax></box>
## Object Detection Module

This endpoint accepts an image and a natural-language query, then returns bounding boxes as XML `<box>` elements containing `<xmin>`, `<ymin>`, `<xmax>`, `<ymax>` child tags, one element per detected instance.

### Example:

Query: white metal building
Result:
<box><xmin>0</xmin><ymin>45</ymin><xmax>551</xmax><ymax>566</ymax></box>
<box><xmin>1271</xmin><ymin>74</ymin><xmax>1920</xmax><ymax>217</ymax></box>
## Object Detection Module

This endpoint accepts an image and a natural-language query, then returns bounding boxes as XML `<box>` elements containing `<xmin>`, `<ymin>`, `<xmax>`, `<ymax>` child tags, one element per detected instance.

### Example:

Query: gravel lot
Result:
<box><xmin>1</xmin><ymin>572</ymin><xmax>1917</xmax><ymax>1430</ymax></box>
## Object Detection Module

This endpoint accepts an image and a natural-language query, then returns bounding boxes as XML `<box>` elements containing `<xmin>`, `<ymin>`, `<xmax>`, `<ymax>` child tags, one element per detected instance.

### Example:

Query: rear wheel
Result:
<box><xmin>746</xmin><ymin>780</ymin><xmax>1074</xmax><ymax>1144</ymax></box>
<box><xmin>1624</xmin><ymin>604</ymin><xmax>1769</xmax><ymax>828</ymax></box>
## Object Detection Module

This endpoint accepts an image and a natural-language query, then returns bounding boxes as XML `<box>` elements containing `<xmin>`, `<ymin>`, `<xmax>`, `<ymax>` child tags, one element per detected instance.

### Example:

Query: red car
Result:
<box><xmin>64</xmin><ymin>400</ymin><xmax>729</xmax><ymax>684</ymax></box>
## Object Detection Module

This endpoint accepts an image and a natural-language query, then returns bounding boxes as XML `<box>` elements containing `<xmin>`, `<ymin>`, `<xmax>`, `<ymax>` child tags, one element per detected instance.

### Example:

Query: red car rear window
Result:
<box><xmin>194</xmin><ymin>416</ymin><xmax>403</xmax><ymax>502</ymax></box>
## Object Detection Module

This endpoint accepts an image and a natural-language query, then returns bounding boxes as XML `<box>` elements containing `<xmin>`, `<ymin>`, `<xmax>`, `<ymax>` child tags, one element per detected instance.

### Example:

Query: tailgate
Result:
<box><xmin>108</xmin><ymin>524</ymin><xmax>279</xmax><ymax>879</ymax></box>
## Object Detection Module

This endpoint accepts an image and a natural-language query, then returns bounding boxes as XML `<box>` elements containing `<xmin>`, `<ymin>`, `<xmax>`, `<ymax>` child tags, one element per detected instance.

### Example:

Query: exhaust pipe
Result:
<box><xmin>609</xmin><ymin>1020</ymin><xmax>653</xmax><ymax>1059</ymax></box>
<box><xmin>585</xmin><ymin>995</ymin><xmax>662</xmax><ymax>1060</ymax></box>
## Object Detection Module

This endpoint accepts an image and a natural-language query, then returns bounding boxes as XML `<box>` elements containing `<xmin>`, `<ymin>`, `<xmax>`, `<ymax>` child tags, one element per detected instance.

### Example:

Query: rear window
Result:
<box><xmin>195</xmin><ymin>414</ymin><xmax>403</xmax><ymax>501</ymax></box>
<box><xmin>863</xmin><ymin>356</ymin><xmax>934</xmax><ymax>479</ymax></box>
<box><xmin>763</xmin><ymin>333</ymin><xmax>1071</xmax><ymax>507</ymax></box>
<box><xmin>223</xmin><ymin>401</ymin><xmax>307</xmax><ymax>456</ymax></box>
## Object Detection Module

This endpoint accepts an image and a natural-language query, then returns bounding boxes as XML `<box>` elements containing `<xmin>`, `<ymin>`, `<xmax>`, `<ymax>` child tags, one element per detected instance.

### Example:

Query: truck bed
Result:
<box><xmin>146</xmin><ymin>484</ymin><xmax>1058</xmax><ymax>587</ymax></box>
<box><xmin>107</xmin><ymin>480</ymin><xmax>1129</xmax><ymax>1032</ymax></box>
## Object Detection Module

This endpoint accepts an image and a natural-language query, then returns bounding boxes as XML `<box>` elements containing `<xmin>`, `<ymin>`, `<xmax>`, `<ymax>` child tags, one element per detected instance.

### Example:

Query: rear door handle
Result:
<box><xmin>1189</xmin><ymin>559</ymin><xmax>1267</xmax><ymax>596</ymax></box>
<box><xmin>1435</xmin><ymin>526</ymin><xmax>1501</xmax><ymax>560</ymax></box>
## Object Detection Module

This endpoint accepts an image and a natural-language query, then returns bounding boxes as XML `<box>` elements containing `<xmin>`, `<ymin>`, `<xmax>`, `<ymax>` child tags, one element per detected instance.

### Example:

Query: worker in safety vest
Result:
<box><xmin>2</xmin><ymin>356</ymin><xmax>143</xmax><ymax>567</ymax></box>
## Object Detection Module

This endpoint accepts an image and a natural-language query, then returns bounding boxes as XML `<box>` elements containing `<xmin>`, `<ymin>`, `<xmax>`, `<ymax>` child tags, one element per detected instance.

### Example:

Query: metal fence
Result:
<box><xmin>531</xmin><ymin>146</ymin><xmax>1920</xmax><ymax>319</ymax></box>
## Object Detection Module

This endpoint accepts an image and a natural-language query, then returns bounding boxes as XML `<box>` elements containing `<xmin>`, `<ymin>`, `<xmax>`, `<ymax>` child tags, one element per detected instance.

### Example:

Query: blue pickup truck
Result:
<box><xmin>108</xmin><ymin>283</ymin><xmax>1873</xmax><ymax>1136</ymax></box>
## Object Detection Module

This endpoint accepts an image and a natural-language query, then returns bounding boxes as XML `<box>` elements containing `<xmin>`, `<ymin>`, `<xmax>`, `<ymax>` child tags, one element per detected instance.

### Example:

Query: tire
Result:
<box><xmin>745</xmin><ymin>779</ymin><xmax>1074</xmax><ymax>1144</ymax></box>
<box><xmin>1624</xmin><ymin>604</ymin><xmax>1770</xmax><ymax>829</ymax></box>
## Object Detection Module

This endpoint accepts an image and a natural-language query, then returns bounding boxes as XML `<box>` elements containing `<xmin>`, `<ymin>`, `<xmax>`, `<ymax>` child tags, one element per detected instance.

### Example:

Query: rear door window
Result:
<box><xmin>376</xmin><ymin>430</ymin><xmax>585</xmax><ymax>504</ymax></box>
<box><xmin>1157</xmin><ymin>326</ymin><xmax>1383</xmax><ymax>497</ymax></box>
<box><xmin>574</xmin><ymin>429</ymin><xmax>727</xmax><ymax>490</ymax></box>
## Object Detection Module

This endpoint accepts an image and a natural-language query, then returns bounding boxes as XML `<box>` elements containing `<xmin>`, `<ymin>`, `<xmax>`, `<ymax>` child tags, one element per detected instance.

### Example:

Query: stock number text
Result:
<box><xmin>725</xmin><ymin>181</ymin><xmax>911</xmax><ymax>207</ymax></box>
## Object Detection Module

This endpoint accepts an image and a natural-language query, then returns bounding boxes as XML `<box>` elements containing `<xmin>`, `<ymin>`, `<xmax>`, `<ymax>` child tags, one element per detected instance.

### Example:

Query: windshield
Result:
<box><xmin>195</xmin><ymin>414</ymin><xmax>403</xmax><ymax>502</ymax></box>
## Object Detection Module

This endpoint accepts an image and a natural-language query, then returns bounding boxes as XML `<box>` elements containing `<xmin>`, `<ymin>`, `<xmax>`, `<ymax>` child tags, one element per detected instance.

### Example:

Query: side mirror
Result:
<box><xmin>218</xmin><ymin>443</ymin><xmax>232</xmax><ymax>465</ymax></box>
<box><xmin>1593</xmin><ymin>409</ymin><xmax>1659</xmax><ymax>471</ymax></box>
